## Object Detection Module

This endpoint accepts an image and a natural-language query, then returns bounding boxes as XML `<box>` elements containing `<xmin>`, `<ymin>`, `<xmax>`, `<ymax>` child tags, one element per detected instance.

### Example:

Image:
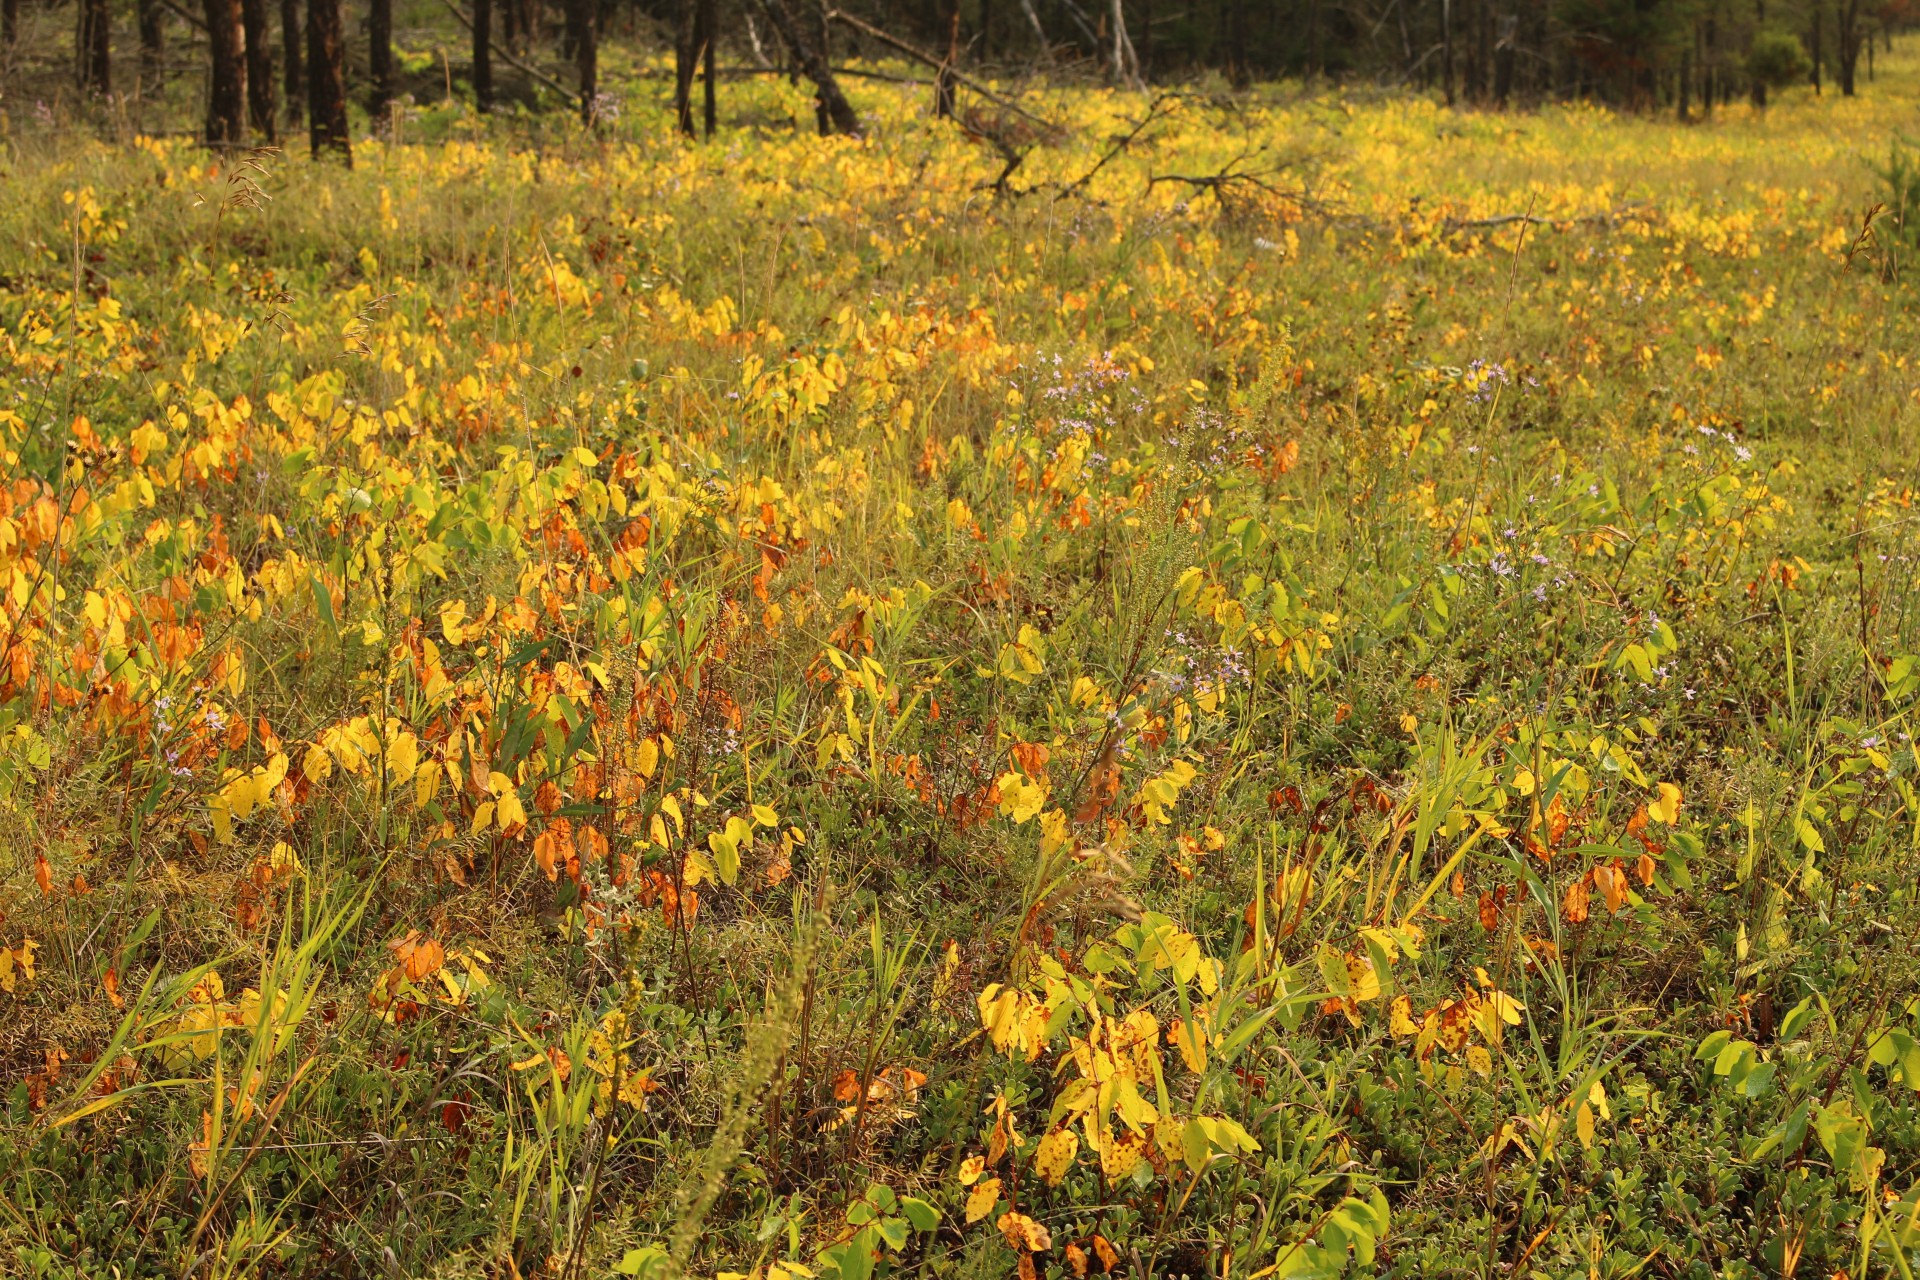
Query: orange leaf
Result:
<box><xmin>1562</xmin><ymin>876</ymin><xmax>1590</xmax><ymax>925</ymax></box>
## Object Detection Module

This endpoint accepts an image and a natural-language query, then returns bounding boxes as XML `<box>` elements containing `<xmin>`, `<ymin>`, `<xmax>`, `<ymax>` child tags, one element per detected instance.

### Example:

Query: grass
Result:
<box><xmin>3</xmin><ymin>35</ymin><xmax>1920</xmax><ymax>1280</ymax></box>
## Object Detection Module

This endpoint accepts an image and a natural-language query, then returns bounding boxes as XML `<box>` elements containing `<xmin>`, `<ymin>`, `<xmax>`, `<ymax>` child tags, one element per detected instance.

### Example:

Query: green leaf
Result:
<box><xmin>1778</xmin><ymin>996</ymin><xmax>1815</xmax><ymax>1041</ymax></box>
<box><xmin>1695</xmin><ymin>1029</ymin><xmax>1732</xmax><ymax>1062</ymax></box>
<box><xmin>1739</xmin><ymin>1061</ymin><xmax>1777</xmax><ymax>1099</ymax></box>
<box><xmin>898</xmin><ymin>1197</ymin><xmax>940</xmax><ymax>1233</ymax></box>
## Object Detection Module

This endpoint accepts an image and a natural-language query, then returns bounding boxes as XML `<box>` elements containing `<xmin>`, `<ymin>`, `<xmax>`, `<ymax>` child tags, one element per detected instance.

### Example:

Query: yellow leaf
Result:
<box><xmin>964</xmin><ymin>1178</ymin><xmax>1001</xmax><ymax>1224</ymax></box>
<box><xmin>1466</xmin><ymin>1045</ymin><xmax>1493</xmax><ymax>1076</ymax></box>
<box><xmin>1345</xmin><ymin>951</ymin><xmax>1381</xmax><ymax>1003</ymax></box>
<box><xmin>637</xmin><ymin>738</ymin><xmax>659</xmax><ymax>780</ymax></box>
<box><xmin>495</xmin><ymin>787</ymin><xmax>527</xmax><ymax>829</ymax></box>
<box><xmin>1389</xmin><ymin>994</ymin><xmax>1418</xmax><ymax>1037</ymax></box>
<box><xmin>1647</xmin><ymin>782</ymin><xmax>1682</xmax><ymax>825</ymax></box>
<box><xmin>470</xmin><ymin>801</ymin><xmax>495</xmax><ymax>834</ymax></box>
<box><xmin>302</xmin><ymin>742</ymin><xmax>332</xmax><ymax>782</ymax></box>
<box><xmin>1576</xmin><ymin>1100</ymin><xmax>1596</xmax><ymax>1150</ymax></box>
<box><xmin>1170</xmin><ymin>1018</ymin><xmax>1207</xmax><ymax>1073</ymax></box>
<box><xmin>1097</xmin><ymin>1129</ymin><xmax>1144</xmax><ymax>1179</ymax></box>
<box><xmin>1034</xmin><ymin>1127</ymin><xmax>1078</xmax><ymax>1185</ymax></box>
<box><xmin>957</xmin><ymin>1154</ymin><xmax>986</xmax><ymax>1186</ymax></box>
<box><xmin>386</xmin><ymin>733</ymin><xmax>419</xmax><ymax>783</ymax></box>
<box><xmin>997</xmin><ymin>1212</ymin><xmax>1051</xmax><ymax>1252</ymax></box>
<box><xmin>997</xmin><ymin>772</ymin><xmax>1048</xmax><ymax>824</ymax></box>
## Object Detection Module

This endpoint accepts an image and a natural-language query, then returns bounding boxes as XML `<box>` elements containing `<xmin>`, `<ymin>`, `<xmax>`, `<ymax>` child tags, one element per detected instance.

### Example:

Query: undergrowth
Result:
<box><xmin>3</xmin><ymin>47</ymin><xmax>1920</xmax><ymax>1280</ymax></box>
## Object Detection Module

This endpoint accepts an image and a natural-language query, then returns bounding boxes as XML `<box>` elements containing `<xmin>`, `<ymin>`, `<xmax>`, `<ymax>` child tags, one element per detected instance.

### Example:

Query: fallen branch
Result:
<box><xmin>1440</xmin><ymin>203</ymin><xmax>1658</xmax><ymax>233</ymax></box>
<box><xmin>824</xmin><ymin>8</ymin><xmax>1058</xmax><ymax>133</ymax></box>
<box><xmin>1057</xmin><ymin>91</ymin><xmax>1181</xmax><ymax>199</ymax></box>
<box><xmin>1147</xmin><ymin>148</ymin><xmax>1338</xmax><ymax>221</ymax></box>
<box><xmin>436</xmin><ymin>0</ymin><xmax>576</xmax><ymax>101</ymax></box>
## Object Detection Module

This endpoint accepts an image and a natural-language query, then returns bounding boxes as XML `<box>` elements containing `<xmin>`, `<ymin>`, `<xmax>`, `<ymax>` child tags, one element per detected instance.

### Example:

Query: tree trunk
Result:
<box><xmin>1018</xmin><ymin>0</ymin><xmax>1048</xmax><ymax>60</ymax></box>
<box><xmin>2</xmin><ymin>0</ymin><xmax>17</xmax><ymax>51</ymax></box>
<box><xmin>566</xmin><ymin>0</ymin><xmax>596</xmax><ymax>122</ymax></box>
<box><xmin>77</xmin><ymin>0</ymin><xmax>111</xmax><ymax>94</ymax></box>
<box><xmin>368</xmin><ymin>0</ymin><xmax>393</xmax><ymax>124</ymax></box>
<box><xmin>307</xmin><ymin>0</ymin><xmax>351</xmax><ymax>161</ymax></box>
<box><xmin>674</xmin><ymin>0</ymin><xmax>697</xmax><ymax>134</ymax></box>
<box><xmin>1750</xmin><ymin>0</ymin><xmax>1767</xmax><ymax>107</ymax></box>
<box><xmin>242</xmin><ymin>0</ymin><xmax>277</xmax><ymax>138</ymax></box>
<box><xmin>473</xmin><ymin>0</ymin><xmax>493</xmax><ymax>109</ymax></box>
<box><xmin>281</xmin><ymin>0</ymin><xmax>303</xmax><ymax>126</ymax></box>
<box><xmin>1442</xmin><ymin>0</ymin><xmax>1455</xmax><ymax>106</ymax></box>
<box><xmin>1837</xmin><ymin>0</ymin><xmax>1860</xmax><ymax>95</ymax></box>
<box><xmin>935</xmin><ymin>0</ymin><xmax>958</xmax><ymax>116</ymax></box>
<box><xmin>701</xmin><ymin>0</ymin><xmax>716</xmax><ymax>137</ymax></box>
<box><xmin>1701</xmin><ymin>12</ymin><xmax>1715</xmax><ymax>115</ymax></box>
<box><xmin>1678</xmin><ymin>46</ymin><xmax>1691</xmax><ymax>118</ymax></box>
<box><xmin>1110</xmin><ymin>0</ymin><xmax>1141</xmax><ymax>87</ymax></box>
<box><xmin>1492</xmin><ymin>8</ymin><xmax>1515</xmax><ymax>105</ymax></box>
<box><xmin>137</xmin><ymin>0</ymin><xmax>165</xmax><ymax>89</ymax></box>
<box><xmin>811</xmin><ymin>1</ymin><xmax>829</xmax><ymax>131</ymax></box>
<box><xmin>1809</xmin><ymin>1</ymin><xmax>1822</xmax><ymax>91</ymax></box>
<box><xmin>205</xmin><ymin>0</ymin><xmax>247</xmax><ymax>145</ymax></box>
<box><xmin>757</xmin><ymin>0</ymin><xmax>861</xmax><ymax>136</ymax></box>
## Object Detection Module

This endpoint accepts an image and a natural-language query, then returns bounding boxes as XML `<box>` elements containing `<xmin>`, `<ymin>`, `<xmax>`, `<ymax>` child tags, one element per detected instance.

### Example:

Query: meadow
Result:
<box><xmin>4</xmin><ymin>47</ymin><xmax>1920</xmax><ymax>1280</ymax></box>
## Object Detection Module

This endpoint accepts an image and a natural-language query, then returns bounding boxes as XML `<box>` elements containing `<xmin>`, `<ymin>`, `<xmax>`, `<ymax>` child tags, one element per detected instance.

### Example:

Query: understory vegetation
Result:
<box><xmin>5</xmin><ymin>48</ymin><xmax>1920</xmax><ymax>1280</ymax></box>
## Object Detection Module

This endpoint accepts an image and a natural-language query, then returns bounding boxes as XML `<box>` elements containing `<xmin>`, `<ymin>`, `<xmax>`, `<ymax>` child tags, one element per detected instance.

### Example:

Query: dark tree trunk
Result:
<box><xmin>566</xmin><ymin>0</ymin><xmax>596</xmax><ymax>121</ymax></box>
<box><xmin>812</xmin><ymin>0</ymin><xmax>830</xmax><ymax>130</ymax></box>
<box><xmin>473</xmin><ymin>0</ymin><xmax>493</xmax><ymax>109</ymax></box>
<box><xmin>242</xmin><ymin>0</ymin><xmax>277</xmax><ymax>138</ymax></box>
<box><xmin>1701</xmin><ymin>12</ymin><xmax>1716</xmax><ymax>115</ymax></box>
<box><xmin>1227</xmin><ymin>0</ymin><xmax>1246</xmax><ymax>87</ymax></box>
<box><xmin>674</xmin><ymin>0</ymin><xmax>697</xmax><ymax>134</ymax></box>
<box><xmin>1678</xmin><ymin>46</ymin><xmax>1691</xmax><ymax>118</ymax></box>
<box><xmin>1492</xmin><ymin>8</ymin><xmax>1515</xmax><ymax>105</ymax></box>
<box><xmin>205</xmin><ymin>0</ymin><xmax>248</xmax><ymax>145</ymax></box>
<box><xmin>757</xmin><ymin>0</ymin><xmax>861</xmax><ymax>136</ymax></box>
<box><xmin>307</xmin><ymin>0</ymin><xmax>351</xmax><ymax>161</ymax></box>
<box><xmin>3</xmin><ymin>0</ymin><xmax>17</xmax><ymax>51</ymax></box>
<box><xmin>368</xmin><ymin>0</ymin><xmax>393</xmax><ymax>124</ymax></box>
<box><xmin>1442</xmin><ymin>0</ymin><xmax>1455</xmax><ymax>106</ymax></box>
<box><xmin>1837</xmin><ymin>0</ymin><xmax>1860</xmax><ymax>95</ymax></box>
<box><xmin>138</xmin><ymin>0</ymin><xmax>166</xmax><ymax>88</ymax></box>
<box><xmin>77</xmin><ymin>0</ymin><xmax>111</xmax><ymax>95</ymax></box>
<box><xmin>935</xmin><ymin>0</ymin><xmax>959</xmax><ymax>117</ymax></box>
<box><xmin>701</xmin><ymin>0</ymin><xmax>716</xmax><ymax>137</ymax></box>
<box><xmin>281</xmin><ymin>0</ymin><xmax>304</xmax><ymax>126</ymax></box>
<box><xmin>1810</xmin><ymin>1</ymin><xmax>1822</xmax><ymax>91</ymax></box>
